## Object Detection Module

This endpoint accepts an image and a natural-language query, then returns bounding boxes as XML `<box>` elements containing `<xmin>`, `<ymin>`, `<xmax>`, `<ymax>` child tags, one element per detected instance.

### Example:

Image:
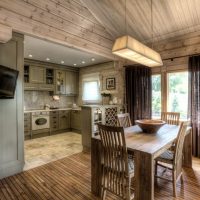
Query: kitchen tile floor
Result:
<box><xmin>24</xmin><ymin>132</ymin><xmax>82</xmax><ymax>171</ymax></box>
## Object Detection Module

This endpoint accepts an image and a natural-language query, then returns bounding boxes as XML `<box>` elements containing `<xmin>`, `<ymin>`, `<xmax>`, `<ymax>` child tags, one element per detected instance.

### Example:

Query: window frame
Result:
<box><xmin>81</xmin><ymin>73</ymin><xmax>101</xmax><ymax>104</ymax></box>
<box><xmin>151</xmin><ymin>69</ymin><xmax>188</xmax><ymax>120</ymax></box>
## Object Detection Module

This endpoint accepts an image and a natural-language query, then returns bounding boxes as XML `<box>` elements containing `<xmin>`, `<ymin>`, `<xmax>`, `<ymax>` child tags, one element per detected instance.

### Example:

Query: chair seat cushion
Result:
<box><xmin>156</xmin><ymin>150</ymin><xmax>174</xmax><ymax>164</ymax></box>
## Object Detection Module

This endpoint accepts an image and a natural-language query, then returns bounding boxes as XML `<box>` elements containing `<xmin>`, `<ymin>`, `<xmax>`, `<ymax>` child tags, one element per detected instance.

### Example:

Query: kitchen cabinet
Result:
<box><xmin>65</xmin><ymin>71</ymin><xmax>78</xmax><ymax>96</ymax></box>
<box><xmin>30</xmin><ymin>66</ymin><xmax>46</xmax><ymax>84</ymax></box>
<box><xmin>55</xmin><ymin>70</ymin><xmax>66</xmax><ymax>95</ymax></box>
<box><xmin>50</xmin><ymin>111</ymin><xmax>59</xmax><ymax>132</ymax></box>
<box><xmin>56</xmin><ymin>70</ymin><xmax>78</xmax><ymax>96</ymax></box>
<box><xmin>59</xmin><ymin>110</ymin><xmax>70</xmax><ymax>130</ymax></box>
<box><xmin>71</xmin><ymin>110</ymin><xmax>81</xmax><ymax>131</ymax></box>
<box><xmin>24</xmin><ymin>65</ymin><xmax>54</xmax><ymax>91</ymax></box>
<box><xmin>24</xmin><ymin>113</ymin><xmax>31</xmax><ymax>140</ymax></box>
<box><xmin>81</xmin><ymin>105</ymin><xmax>120</xmax><ymax>151</ymax></box>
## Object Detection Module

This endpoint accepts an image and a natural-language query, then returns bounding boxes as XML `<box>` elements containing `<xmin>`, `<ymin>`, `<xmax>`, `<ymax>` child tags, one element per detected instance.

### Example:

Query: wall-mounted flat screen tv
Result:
<box><xmin>0</xmin><ymin>65</ymin><xmax>19</xmax><ymax>99</ymax></box>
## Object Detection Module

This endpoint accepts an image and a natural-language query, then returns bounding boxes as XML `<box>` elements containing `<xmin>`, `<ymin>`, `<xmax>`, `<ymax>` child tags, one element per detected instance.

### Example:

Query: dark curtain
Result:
<box><xmin>125</xmin><ymin>65</ymin><xmax>152</xmax><ymax>124</ymax></box>
<box><xmin>189</xmin><ymin>55</ymin><xmax>200</xmax><ymax>158</ymax></box>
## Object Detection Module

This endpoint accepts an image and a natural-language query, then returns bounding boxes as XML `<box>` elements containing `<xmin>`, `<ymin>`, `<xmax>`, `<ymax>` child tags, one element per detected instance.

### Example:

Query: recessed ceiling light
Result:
<box><xmin>46</xmin><ymin>58</ymin><xmax>50</xmax><ymax>61</ymax></box>
<box><xmin>28</xmin><ymin>54</ymin><xmax>33</xmax><ymax>58</ymax></box>
<box><xmin>73</xmin><ymin>64</ymin><xmax>77</xmax><ymax>66</ymax></box>
<box><xmin>81</xmin><ymin>61</ymin><xmax>85</xmax><ymax>64</ymax></box>
<box><xmin>61</xmin><ymin>61</ymin><xmax>64</xmax><ymax>64</ymax></box>
<box><xmin>91</xmin><ymin>58</ymin><xmax>95</xmax><ymax>61</ymax></box>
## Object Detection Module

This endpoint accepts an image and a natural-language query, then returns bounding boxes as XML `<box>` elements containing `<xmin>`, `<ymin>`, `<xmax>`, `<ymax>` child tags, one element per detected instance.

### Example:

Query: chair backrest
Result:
<box><xmin>173</xmin><ymin>121</ymin><xmax>188</xmax><ymax>174</ymax></box>
<box><xmin>161</xmin><ymin>112</ymin><xmax>180</xmax><ymax>125</ymax></box>
<box><xmin>98</xmin><ymin>123</ymin><xmax>129</xmax><ymax>198</ymax></box>
<box><xmin>117</xmin><ymin>113</ymin><xmax>132</xmax><ymax>128</ymax></box>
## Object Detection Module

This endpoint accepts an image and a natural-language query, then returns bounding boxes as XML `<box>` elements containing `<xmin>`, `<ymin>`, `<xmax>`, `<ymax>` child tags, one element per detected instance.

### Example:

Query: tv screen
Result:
<box><xmin>0</xmin><ymin>65</ymin><xmax>19</xmax><ymax>99</ymax></box>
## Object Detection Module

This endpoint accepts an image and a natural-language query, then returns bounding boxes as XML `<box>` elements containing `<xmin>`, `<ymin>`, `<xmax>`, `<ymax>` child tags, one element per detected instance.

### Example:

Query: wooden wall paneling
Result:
<box><xmin>0</xmin><ymin>23</ymin><xmax>12</xmax><ymax>43</ymax></box>
<box><xmin>0</xmin><ymin>0</ymin><xmax>113</xmax><ymax>47</ymax></box>
<box><xmin>0</xmin><ymin>8</ymin><xmax>114</xmax><ymax>59</ymax></box>
<box><xmin>160</xmin><ymin>42</ymin><xmax>200</xmax><ymax>60</ymax></box>
<box><xmin>0</xmin><ymin>0</ymin><xmax>115</xmax><ymax>59</ymax></box>
<box><xmin>25</xmin><ymin>0</ymin><xmax>112</xmax><ymax>38</ymax></box>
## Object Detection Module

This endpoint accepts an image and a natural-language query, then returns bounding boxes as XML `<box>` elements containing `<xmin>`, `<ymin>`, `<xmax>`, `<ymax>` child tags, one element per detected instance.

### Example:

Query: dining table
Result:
<box><xmin>91</xmin><ymin>124</ymin><xmax>192</xmax><ymax>200</ymax></box>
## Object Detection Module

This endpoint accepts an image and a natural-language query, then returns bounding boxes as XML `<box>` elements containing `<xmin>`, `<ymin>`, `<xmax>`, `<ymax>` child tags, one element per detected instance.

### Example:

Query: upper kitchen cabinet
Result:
<box><xmin>30</xmin><ymin>66</ymin><xmax>46</xmax><ymax>84</ymax></box>
<box><xmin>55</xmin><ymin>70</ymin><xmax>78</xmax><ymax>96</ymax></box>
<box><xmin>24</xmin><ymin>64</ymin><xmax>54</xmax><ymax>91</ymax></box>
<box><xmin>65</xmin><ymin>71</ymin><xmax>78</xmax><ymax>96</ymax></box>
<box><xmin>55</xmin><ymin>70</ymin><xmax>66</xmax><ymax>95</ymax></box>
<box><xmin>24</xmin><ymin>59</ymin><xmax>79</xmax><ymax>93</ymax></box>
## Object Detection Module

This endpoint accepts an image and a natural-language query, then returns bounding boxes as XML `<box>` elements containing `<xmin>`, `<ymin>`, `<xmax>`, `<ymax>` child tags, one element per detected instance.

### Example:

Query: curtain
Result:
<box><xmin>125</xmin><ymin>65</ymin><xmax>152</xmax><ymax>124</ymax></box>
<box><xmin>189</xmin><ymin>55</ymin><xmax>200</xmax><ymax>158</ymax></box>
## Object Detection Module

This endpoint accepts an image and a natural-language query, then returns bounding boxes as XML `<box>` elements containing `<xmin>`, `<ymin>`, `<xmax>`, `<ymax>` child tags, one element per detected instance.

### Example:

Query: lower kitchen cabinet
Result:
<box><xmin>59</xmin><ymin>110</ymin><xmax>70</xmax><ymax>130</ymax></box>
<box><xmin>71</xmin><ymin>110</ymin><xmax>81</xmax><ymax>132</ymax></box>
<box><xmin>24</xmin><ymin>113</ymin><xmax>31</xmax><ymax>140</ymax></box>
<box><xmin>50</xmin><ymin>111</ymin><xmax>59</xmax><ymax>132</ymax></box>
<box><xmin>24</xmin><ymin>109</ymin><xmax>81</xmax><ymax>140</ymax></box>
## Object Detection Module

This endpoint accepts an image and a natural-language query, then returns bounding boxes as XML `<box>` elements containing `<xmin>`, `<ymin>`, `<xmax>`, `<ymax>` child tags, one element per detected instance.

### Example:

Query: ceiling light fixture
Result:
<box><xmin>112</xmin><ymin>0</ymin><xmax>162</xmax><ymax>67</ymax></box>
<box><xmin>46</xmin><ymin>58</ymin><xmax>50</xmax><ymax>61</ymax></box>
<box><xmin>28</xmin><ymin>54</ymin><xmax>33</xmax><ymax>58</ymax></box>
<box><xmin>91</xmin><ymin>58</ymin><xmax>95</xmax><ymax>61</ymax></box>
<box><xmin>81</xmin><ymin>61</ymin><xmax>85</xmax><ymax>64</ymax></box>
<box><xmin>61</xmin><ymin>61</ymin><xmax>64</xmax><ymax>64</ymax></box>
<box><xmin>73</xmin><ymin>64</ymin><xmax>77</xmax><ymax>66</ymax></box>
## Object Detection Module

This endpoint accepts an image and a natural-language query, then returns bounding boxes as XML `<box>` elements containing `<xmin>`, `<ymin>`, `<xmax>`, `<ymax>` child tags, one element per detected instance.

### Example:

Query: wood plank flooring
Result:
<box><xmin>0</xmin><ymin>152</ymin><xmax>200</xmax><ymax>200</ymax></box>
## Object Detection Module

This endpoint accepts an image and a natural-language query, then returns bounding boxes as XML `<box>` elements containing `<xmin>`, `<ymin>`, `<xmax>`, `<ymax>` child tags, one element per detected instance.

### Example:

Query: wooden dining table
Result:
<box><xmin>91</xmin><ymin>124</ymin><xmax>192</xmax><ymax>200</ymax></box>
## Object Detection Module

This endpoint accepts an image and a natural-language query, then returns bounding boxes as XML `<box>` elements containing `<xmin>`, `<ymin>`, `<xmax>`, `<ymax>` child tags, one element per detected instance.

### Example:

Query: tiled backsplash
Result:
<box><xmin>24</xmin><ymin>91</ymin><xmax>75</xmax><ymax>110</ymax></box>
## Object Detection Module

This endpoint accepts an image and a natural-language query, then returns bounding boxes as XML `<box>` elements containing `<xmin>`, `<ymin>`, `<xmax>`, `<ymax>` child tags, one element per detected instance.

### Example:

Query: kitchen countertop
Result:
<box><xmin>24</xmin><ymin>107</ymin><xmax>81</xmax><ymax>113</ymax></box>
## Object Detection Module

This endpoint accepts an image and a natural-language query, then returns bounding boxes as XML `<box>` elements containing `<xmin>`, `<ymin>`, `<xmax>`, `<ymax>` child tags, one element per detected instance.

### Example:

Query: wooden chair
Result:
<box><xmin>161</xmin><ymin>112</ymin><xmax>180</xmax><ymax>125</ymax></box>
<box><xmin>98</xmin><ymin>124</ymin><xmax>135</xmax><ymax>200</ymax></box>
<box><xmin>155</xmin><ymin>121</ymin><xmax>188</xmax><ymax>197</ymax></box>
<box><xmin>117</xmin><ymin>113</ymin><xmax>132</xmax><ymax>128</ymax></box>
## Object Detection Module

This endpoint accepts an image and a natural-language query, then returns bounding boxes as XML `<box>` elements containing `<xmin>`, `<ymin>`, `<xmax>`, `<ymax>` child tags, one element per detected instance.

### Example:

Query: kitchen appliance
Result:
<box><xmin>32</xmin><ymin>111</ymin><xmax>50</xmax><ymax>131</ymax></box>
<box><xmin>0</xmin><ymin>65</ymin><xmax>19</xmax><ymax>99</ymax></box>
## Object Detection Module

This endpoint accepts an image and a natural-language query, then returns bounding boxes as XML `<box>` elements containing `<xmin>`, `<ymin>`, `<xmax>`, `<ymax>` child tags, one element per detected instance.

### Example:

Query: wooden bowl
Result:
<box><xmin>135</xmin><ymin>119</ymin><xmax>166</xmax><ymax>133</ymax></box>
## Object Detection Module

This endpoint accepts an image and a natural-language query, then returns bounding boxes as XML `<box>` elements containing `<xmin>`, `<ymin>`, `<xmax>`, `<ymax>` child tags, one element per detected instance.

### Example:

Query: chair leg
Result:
<box><xmin>101</xmin><ymin>188</ymin><xmax>106</xmax><ymax>200</ymax></box>
<box><xmin>173</xmin><ymin>172</ymin><xmax>177</xmax><ymax>198</ymax></box>
<box><xmin>180</xmin><ymin>174</ymin><xmax>184</xmax><ymax>184</ymax></box>
<box><xmin>125</xmin><ymin>178</ymin><xmax>131</xmax><ymax>200</ymax></box>
<box><xmin>155</xmin><ymin>161</ymin><xmax>158</xmax><ymax>176</ymax></box>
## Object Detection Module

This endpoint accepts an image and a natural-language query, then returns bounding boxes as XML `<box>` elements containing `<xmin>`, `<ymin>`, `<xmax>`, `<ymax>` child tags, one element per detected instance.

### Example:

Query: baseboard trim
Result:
<box><xmin>0</xmin><ymin>160</ymin><xmax>24</xmax><ymax>179</ymax></box>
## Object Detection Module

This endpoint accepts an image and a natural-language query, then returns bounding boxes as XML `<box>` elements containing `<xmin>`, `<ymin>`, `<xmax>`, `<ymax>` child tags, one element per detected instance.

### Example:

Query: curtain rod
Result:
<box><xmin>163</xmin><ymin>53</ymin><xmax>200</xmax><ymax>61</ymax></box>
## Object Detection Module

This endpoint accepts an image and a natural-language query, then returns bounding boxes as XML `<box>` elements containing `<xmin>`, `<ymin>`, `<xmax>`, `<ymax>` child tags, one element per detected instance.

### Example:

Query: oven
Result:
<box><xmin>32</xmin><ymin>111</ymin><xmax>50</xmax><ymax>131</ymax></box>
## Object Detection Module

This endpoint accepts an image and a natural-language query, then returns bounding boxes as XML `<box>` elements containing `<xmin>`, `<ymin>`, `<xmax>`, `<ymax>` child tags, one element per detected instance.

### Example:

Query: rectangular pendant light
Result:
<box><xmin>112</xmin><ymin>35</ymin><xmax>163</xmax><ymax>67</ymax></box>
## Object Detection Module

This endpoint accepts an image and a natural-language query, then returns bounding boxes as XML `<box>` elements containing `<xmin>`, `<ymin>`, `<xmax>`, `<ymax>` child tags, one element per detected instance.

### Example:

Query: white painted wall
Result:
<box><xmin>0</xmin><ymin>33</ymin><xmax>24</xmax><ymax>179</ymax></box>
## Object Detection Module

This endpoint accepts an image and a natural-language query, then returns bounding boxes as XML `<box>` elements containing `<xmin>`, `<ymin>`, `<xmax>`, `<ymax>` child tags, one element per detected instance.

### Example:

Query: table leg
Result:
<box><xmin>135</xmin><ymin>151</ymin><xmax>154</xmax><ymax>200</ymax></box>
<box><xmin>183</xmin><ymin>129</ymin><xmax>192</xmax><ymax>168</ymax></box>
<box><xmin>91</xmin><ymin>138</ymin><xmax>101</xmax><ymax>196</ymax></box>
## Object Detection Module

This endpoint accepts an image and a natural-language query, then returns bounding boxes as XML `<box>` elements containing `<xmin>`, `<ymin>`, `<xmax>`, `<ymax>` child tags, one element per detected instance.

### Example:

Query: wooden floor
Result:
<box><xmin>0</xmin><ymin>152</ymin><xmax>200</xmax><ymax>200</ymax></box>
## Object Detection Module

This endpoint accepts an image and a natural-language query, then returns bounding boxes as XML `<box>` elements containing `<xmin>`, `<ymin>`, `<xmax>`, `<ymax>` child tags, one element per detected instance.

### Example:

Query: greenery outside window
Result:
<box><xmin>151</xmin><ymin>71</ymin><xmax>188</xmax><ymax>120</ymax></box>
<box><xmin>152</xmin><ymin>74</ymin><xmax>161</xmax><ymax>118</ymax></box>
<box><xmin>167</xmin><ymin>71</ymin><xmax>188</xmax><ymax>119</ymax></box>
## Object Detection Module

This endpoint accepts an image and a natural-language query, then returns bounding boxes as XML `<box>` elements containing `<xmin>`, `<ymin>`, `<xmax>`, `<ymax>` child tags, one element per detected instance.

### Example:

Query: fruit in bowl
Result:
<box><xmin>135</xmin><ymin>119</ymin><xmax>166</xmax><ymax>133</ymax></box>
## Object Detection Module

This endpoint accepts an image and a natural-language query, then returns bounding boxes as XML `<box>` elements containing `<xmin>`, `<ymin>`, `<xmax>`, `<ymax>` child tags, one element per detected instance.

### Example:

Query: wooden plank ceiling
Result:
<box><xmin>81</xmin><ymin>0</ymin><xmax>200</xmax><ymax>43</ymax></box>
<box><xmin>1</xmin><ymin>0</ymin><xmax>200</xmax><ymax>61</ymax></box>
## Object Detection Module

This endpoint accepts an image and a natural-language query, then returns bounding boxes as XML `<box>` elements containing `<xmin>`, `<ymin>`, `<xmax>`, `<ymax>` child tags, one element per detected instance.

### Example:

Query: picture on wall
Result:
<box><xmin>106</xmin><ymin>77</ymin><xmax>116</xmax><ymax>90</ymax></box>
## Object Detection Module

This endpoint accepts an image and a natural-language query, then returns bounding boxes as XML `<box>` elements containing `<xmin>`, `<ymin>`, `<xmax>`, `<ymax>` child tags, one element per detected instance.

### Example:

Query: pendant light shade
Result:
<box><xmin>112</xmin><ymin>35</ymin><xmax>163</xmax><ymax>67</ymax></box>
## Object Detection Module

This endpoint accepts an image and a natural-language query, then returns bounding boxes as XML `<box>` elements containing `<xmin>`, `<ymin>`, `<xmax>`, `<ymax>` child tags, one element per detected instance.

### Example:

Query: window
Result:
<box><xmin>151</xmin><ymin>70</ymin><xmax>189</xmax><ymax>120</ymax></box>
<box><xmin>82</xmin><ymin>73</ymin><xmax>101</xmax><ymax>104</ymax></box>
<box><xmin>152</xmin><ymin>74</ymin><xmax>161</xmax><ymax>118</ymax></box>
<box><xmin>167</xmin><ymin>71</ymin><xmax>188</xmax><ymax>119</ymax></box>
